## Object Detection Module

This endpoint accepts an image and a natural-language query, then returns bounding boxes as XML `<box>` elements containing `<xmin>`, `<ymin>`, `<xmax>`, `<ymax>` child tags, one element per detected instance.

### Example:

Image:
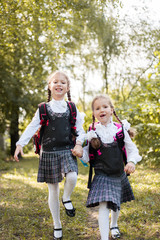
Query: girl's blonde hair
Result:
<box><xmin>91</xmin><ymin>94</ymin><xmax>114</xmax><ymax>111</ymax></box>
<box><xmin>90</xmin><ymin>94</ymin><xmax>135</xmax><ymax>149</ymax></box>
<box><xmin>47</xmin><ymin>70</ymin><xmax>71</xmax><ymax>102</ymax></box>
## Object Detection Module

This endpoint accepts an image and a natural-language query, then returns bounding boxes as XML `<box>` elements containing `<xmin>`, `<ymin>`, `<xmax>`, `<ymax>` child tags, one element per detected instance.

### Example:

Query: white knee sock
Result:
<box><xmin>110</xmin><ymin>209</ymin><xmax>120</xmax><ymax>235</ymax></box>
<box><xmin>47</xmin><ymin>183</ymin><xmax>62</xmax><ymax>238</ymax></box>
<box><xmin>98</xmin><ymin>202</ymin><xmax>110</xmax><ymax>240</ymax></box>
<box><xmin>62</xmin><ymin>171</ymin><xmax>77</xmax><ymax>210</ymax></box>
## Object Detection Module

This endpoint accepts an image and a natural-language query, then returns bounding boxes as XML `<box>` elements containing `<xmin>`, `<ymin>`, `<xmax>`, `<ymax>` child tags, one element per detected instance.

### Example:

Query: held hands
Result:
<box><xmin>71</xmin><ymin>142</ymin><xmax>83</xmax><ymax>158</ymax></box>
<box><xmin>14</xmin><ymin>145</ymin><xmax>24</xmax><ymax>162</ymax></box>
<box><xmin>124</xmin><ymin>162</ymin><xmax>135</xmax><ymax>174</ymax></box>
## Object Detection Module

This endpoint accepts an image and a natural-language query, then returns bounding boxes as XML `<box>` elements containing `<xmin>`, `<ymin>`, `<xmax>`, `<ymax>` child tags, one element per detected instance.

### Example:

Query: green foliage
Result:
<box><xmin>112</xmin><ymin>52</ymin><xmax>160</xmax><ymax>166</ymax></box>
<box><xmin>1</xmin><ymin>0</ymin><xmax>117</xmax><ymax>155</ymax></box>
<box><xmin>135</xmin><ymin>123</ymin><xmax>160</xmax><ymax>166</ymax></box>
<box><xmin>83</xmin><ymin>109</ymin><xmax>92</xmax><ymax>132</ymax></box>
<box><xmin>0</xmin><ymin>150</ymin><xmax>7</xmax><ymax>169</ymax></box>
<box><xmin>0</xmin><ymin>149</ymin><xmax>13</xmax><ymax>170</ymax></box>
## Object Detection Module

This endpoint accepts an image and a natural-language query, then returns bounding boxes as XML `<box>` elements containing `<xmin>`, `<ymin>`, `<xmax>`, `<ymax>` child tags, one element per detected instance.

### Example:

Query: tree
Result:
<box><xmin>112</xmin><ymin>50</ymin><xmax>160</xmax><ymax>166</ymax></box>
<box><xmin>1</xmin><ymin>0</ymin><xmax>116</xmax><ymax>156</ymax></box>
<box><xmin>0</xmin><ymin>0</ymin><xmax>63</xmax><ymax>156</ymax></box>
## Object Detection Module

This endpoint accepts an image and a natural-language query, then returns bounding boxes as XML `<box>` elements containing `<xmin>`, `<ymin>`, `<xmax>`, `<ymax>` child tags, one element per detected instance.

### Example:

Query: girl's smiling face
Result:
<box><xmin>49</xmin><ymin>72</ymin><xmax>69</xmax><ymax>100</ymax></box>
<box><xmin>93</xmin><ymin>97</ymin><xmax>113</xmax><ymax>126</ymax></box>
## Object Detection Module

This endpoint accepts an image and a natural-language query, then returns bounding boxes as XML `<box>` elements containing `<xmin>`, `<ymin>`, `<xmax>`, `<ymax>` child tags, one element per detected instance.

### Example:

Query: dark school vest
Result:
<box><xmin>41</xmin><ymin>104</ymin><xmax>75</xmax><ymax>151</ymax></box>
<box><xmin>91</xmin><ymin>140</ymin><xmax>124</xmax><ymax>177</ymax></box>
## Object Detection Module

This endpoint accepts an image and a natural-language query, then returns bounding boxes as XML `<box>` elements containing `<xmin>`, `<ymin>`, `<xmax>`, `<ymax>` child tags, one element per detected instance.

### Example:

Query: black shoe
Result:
<box><xmin>110</xmin><ymin>227</ymin><xmax>121</xmax><ymax>239</ymax></box>
<box><xmin>53</xmin><ymin>228</ymin><xmax>63</xmax><ymax>240</ymax></box>
<box><xmin>62</xmin><ymin>200</ymin><xmax>76</xmax><ymax>217</ymax></box>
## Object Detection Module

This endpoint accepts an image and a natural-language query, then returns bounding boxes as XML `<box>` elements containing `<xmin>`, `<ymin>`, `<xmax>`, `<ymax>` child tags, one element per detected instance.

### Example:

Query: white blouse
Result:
<box><xmin>16</xmin><ymin>99</ymin><xmax>86</xmax><ymax>147</ymax></box>
<box><xmin>81</xmin><ymin>121</ymin><xmax>142</xmax><ymax>165</ymax></box>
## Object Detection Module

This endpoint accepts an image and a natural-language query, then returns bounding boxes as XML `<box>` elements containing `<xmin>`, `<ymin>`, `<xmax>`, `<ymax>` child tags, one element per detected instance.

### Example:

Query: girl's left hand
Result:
<box><xmin>71</xmin><ymin>144</ymin><xmax>83</xmax><ymax>158</ymax></box>
<box><xmin>124</xmin><ymin>162</ymin><xmax>135</xmax><ymax>174</ymax></box>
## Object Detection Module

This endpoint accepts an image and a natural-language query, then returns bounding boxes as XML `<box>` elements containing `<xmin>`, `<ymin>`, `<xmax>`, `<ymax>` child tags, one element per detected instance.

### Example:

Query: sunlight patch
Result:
<box><xmin>2</xmin><ymin>173</ymin><xmax>46</xmax><ymax>189</ymax></box>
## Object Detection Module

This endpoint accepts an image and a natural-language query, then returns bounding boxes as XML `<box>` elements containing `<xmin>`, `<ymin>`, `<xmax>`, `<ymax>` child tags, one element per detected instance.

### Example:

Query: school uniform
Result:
<box><xmin>16</xmin><ymin>99</ymin><xmax>86</xmax><ymax>184</ymax></box>
<box><xmin>81</xmin><ymin>121</ymin><xmax>141</xmax><ymax>211</ymax></box>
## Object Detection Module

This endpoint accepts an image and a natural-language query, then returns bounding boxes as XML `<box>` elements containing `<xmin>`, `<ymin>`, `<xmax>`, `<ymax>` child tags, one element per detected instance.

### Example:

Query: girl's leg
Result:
<box><xmin>111</xmin><ymin>209</ymin><xmax>120</xmax><ymax>228</ymax></box>
<box><xmin>110</xmin><ymin>209</ymin><xmax>120</xmax><ymax>238</ymax></box>
<box><xmin>98</xmin><ymin>202</ymin><xmax>110</xmax><ymax>240</ymax></box>
<box><xmin>62</xmin><ymin>171</ymin><xmax>77</xmax><ymax>209</ymax></box>
<box><xmin>47</xmin><ymin>183</ymin><xmax>62</xmax><ymax>238</ymax></box>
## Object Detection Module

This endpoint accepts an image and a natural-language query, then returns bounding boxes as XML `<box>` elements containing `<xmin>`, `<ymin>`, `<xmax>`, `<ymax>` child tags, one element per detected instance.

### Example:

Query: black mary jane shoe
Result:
<box><xmin>62</xmin><ymin>200</ymin><xmax>76</xmax><ymax>217</ymax></box>
<box><xmin>53</xmin><ymin>228</ymin><xmax>63</xmax><ymax>240</ymax></box>
<box><xmin>110</xmin><ymin>227</ymin><xmax>121</xmax><ymax>239</ymax></box>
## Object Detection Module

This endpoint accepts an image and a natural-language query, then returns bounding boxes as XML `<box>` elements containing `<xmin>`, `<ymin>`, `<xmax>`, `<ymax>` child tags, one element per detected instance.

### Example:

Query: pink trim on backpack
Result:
<box><xmin>113</xmin><ymin>136</ymin><xmax>117</xmax><ymax>141</ymax></box>
<box><xmin>89</xmin><ymin>153</ymin><xmax>94</xmax><ymax>160</ymax></box>
<box><xmin>97</xmin><ymin>149</ymin><xmax>102</xmax><ymax>156</ymax></box>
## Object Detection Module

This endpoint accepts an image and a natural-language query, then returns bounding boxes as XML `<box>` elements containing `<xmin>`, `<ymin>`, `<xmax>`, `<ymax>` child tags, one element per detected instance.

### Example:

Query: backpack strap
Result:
<box><xmin>38</xmin><ymin>102</ymin><xmax>48</xmax><ymax>144</ymax></box>
<box><xmin>113</xmin><ymin>122</ymin><xmax>121</xmax><ymax>129</ymax></box>
<box><xmin>87</xmin><ymin>122</ymin><xmax>99</xmax><ymax>189</ymax></box>
<box><xmin>38</xmin><ymin>102</ymin><xmax>48</xmax><ymax>124</ymax></box>
<box><xmin>114</xmin><ymin>123</ymin><xmax>127</xmax><ymax>166</ymax></box>
<box><xmin>67</xmin><ymin>101</ymin><xmax>78</xmax><ymax>137</ymax></box>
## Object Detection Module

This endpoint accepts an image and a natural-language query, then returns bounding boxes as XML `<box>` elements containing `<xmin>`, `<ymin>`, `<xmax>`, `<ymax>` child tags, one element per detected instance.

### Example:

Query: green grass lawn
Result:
<box><xmin>0</xmin><ymin>155</ymin><xmax>160</xmax><ymax>240</ymax></box>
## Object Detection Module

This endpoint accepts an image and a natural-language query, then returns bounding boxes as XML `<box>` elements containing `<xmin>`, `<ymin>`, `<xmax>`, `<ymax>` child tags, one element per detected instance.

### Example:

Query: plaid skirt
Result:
<box><xmin>37</xmin><ymin>150</ymin><xmax>78</xmax><ymax>183</ymax></box>
<box><xmin>86</xmin><ymin>172</ymin><xmax>134</xmax><ymax>211</ymax></box>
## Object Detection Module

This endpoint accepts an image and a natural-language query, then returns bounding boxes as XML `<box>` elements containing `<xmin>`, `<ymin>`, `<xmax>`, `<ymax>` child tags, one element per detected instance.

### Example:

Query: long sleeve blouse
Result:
<box><xmin>81</xmin><ymin>121</ymin><xmax>142</xmax><ymax>165</ymax></box>
<box><xmin>16</xmin><ymin>99</ymin><xmax>86</xmax><ymax>147</ymax></box>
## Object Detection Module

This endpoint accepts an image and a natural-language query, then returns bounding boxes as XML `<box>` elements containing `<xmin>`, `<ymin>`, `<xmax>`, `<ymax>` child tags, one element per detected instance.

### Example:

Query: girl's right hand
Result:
<box><xmin>14</xmin><ymin>145</ymin><xmax>24</xmax><ymax>162</ymax></box>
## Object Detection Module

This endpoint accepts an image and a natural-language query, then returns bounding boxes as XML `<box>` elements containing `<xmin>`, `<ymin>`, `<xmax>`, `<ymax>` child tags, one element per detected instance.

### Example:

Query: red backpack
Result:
<box><xmin>32</xmin><ymin>101</ymin><xmax>77</xmax><ymax>155</ymax></box>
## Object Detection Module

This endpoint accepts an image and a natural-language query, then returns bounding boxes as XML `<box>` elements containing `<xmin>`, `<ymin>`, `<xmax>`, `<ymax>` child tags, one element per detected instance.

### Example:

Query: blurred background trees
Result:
<box><xmin>0</xmin><ymin>0</ymin><xmax>159</xmax><ymax>166</ymax></box>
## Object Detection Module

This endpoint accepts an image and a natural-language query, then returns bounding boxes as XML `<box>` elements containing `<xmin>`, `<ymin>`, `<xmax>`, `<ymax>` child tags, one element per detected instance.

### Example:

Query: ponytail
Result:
<box><xmin>92</xmin><ymin>115</ymin><xmax>96</xmax><ymax>130</ymax></box>
<box><xmin>67</xmin><ymin>90</ymin><xmax>71</xmax><ymax>101</ymax></box>
<box><xmin>47</xmin><ymin>88</ymin><xmax>51</xmax><ymax>102</ymax></box>
<box><xmin>90</xmin><ymin>114</ymin><xmax>101</xmax><ymax>149</ymax></box>
<box><xmin>113</xmin><ymin>109</ymin><xmax>136</xmax><ymax>138</ymax></box>
<box><xmin>113</xmin><ymin>109</ymin><xmax>122</xmax><ymax>124</ymax></box>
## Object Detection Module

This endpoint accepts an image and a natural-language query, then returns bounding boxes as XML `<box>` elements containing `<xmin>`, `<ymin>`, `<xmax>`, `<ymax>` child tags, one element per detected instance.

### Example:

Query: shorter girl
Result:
<box><xmin>14</xmin><ymin>71</ymin><xmax>86</xmax><ymax>240</ymax></box>
<box><xmin>80</xmin><ymin>94</ymin><xmax>141</xmax><ymax>240</ymax></box>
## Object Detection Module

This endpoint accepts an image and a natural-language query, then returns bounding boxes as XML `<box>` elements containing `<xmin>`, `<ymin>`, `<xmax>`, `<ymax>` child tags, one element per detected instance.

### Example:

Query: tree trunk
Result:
<box><xmin>104</xmin><ymin>61</ymin><xmax>108</xmax><ymax>94</ymax></box>
<box><xmin>102</xmin><ymin>52</ymin><xmax>109</xmax><ymax>94</ymax></box>
<box><xmin>0</xmin><ymin>134</ymin><xmax>4</xmax><ymax>150</ymax></box>
<box><xmin>82</xmin><ymin>74</ymin><xmax>86</xmax><ymax>112</ymax></box>
<box><xmin>10</xmin><ymin>106</ymin><xmax>19</xmax><ymax>156</ymax></box>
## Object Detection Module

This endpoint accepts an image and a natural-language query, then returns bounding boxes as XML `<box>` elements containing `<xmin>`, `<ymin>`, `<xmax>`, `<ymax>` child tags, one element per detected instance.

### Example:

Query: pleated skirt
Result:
<box><xmin>86</xmin><ymin>172</ymin><xmax>135</xmax><ymax>211</ymax></box>
<box><xmin>37</xmin><ymin>150</ymin><xmax>78</xmax><ymax>183</ymax></box>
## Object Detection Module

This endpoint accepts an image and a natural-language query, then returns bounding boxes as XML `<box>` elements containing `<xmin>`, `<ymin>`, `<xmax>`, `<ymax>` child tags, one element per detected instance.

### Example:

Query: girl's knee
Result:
<box><xmin>99</xmin><ymin>202</ymin><xmax>108</xmax><ymax>211</ymax></box>
<box><xmin>66</xmin><ymin>171</ymin><xmax>77</xmax><ymax>183</ymax></box>
<box><xmin>48</xmin><ymin>183</ymin><xmax>59</xmax><ymax>193</ymax></box>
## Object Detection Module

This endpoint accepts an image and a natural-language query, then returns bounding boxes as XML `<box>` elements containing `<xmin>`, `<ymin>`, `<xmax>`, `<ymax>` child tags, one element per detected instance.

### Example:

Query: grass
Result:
<box><xmin>0</xmin><ymin>154</ymin><xmax>160</xmax><ymax>240</ymax></box>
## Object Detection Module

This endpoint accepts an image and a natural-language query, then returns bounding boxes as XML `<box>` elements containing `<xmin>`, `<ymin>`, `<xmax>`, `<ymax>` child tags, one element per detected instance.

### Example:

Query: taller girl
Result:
<box><xmin>14</xmin><ymin>71</ymin><xmax>86</xmax><ymax>240</ymax></box>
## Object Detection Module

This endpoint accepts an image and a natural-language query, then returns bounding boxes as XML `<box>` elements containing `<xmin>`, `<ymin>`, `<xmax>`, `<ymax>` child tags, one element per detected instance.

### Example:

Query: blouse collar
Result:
<box><xmin>95</xmin><ymin>120</ymin><xmax>118</xmax><ymax>143</ymax></box>
<box><xmin>50</xmin><ymin>98</ymin><xmax>66</xmax><ymax>106</ymax></box>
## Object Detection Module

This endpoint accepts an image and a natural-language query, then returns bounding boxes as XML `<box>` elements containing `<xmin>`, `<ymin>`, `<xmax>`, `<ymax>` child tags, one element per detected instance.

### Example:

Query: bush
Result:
<box><xmin>135</xmin><ymin>123</ymin><xmax>160</xmax><ymax>166</ymax></box>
